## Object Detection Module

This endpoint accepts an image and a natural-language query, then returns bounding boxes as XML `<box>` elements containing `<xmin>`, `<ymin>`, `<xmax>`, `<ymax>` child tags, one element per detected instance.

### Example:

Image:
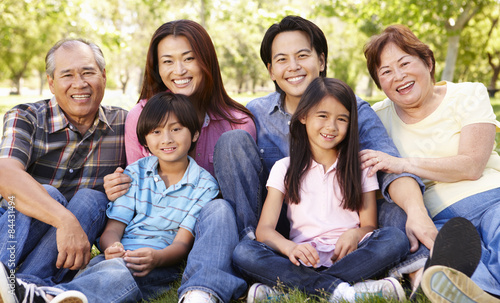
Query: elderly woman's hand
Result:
<box><xmin>359</xmin><ymin>149</ymin><xmax>408</xmax><ymax>177</ymax></box>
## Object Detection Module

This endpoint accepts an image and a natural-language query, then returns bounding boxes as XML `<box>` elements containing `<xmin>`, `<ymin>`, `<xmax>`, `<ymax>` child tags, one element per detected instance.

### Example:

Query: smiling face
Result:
<box><xmin>377</xmin><ymin>42</ymin><xmax>434</xmax><ymax>110</ymax></box>
<box><xmin>300</xmin><ymin>95</ymin><xmax>349</xmax><ymax>161</ymax></box>
<box><xmin>157</xmin><ymin>35</ymin><xmax>203</xmax><ymax>97</ymax></box>
<box><xmin>145</xmin><ymin>112</ymin><xmax>199</xmax><ymax>168</ymax></box>
<box><xmin>48</xmin><ymin>42</ymin><xmax>106</xmax><ymax>131</ymax></box>
<box><xmin>268</xmin><ymin>31</ymin><xmax>325</xmax><ymax>106</ymax></box>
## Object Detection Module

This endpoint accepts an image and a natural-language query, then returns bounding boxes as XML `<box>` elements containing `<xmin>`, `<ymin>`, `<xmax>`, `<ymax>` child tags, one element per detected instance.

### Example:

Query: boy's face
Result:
<box><xmin>144</xmin><ymin>113</ymin><xmax>199</xmax><ymax>166</ymax></box>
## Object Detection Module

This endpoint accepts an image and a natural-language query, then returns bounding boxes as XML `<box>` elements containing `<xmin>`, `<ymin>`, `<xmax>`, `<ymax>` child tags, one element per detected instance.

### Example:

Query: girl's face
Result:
<box><xmin>377</xmin><ymin>42</ymin><xmax>434</xmax><ymax>110</ymax></box>
<box><xmin>300</xmin><ymin>96</ymin><xmax>349</xmax><ymax>158</ymax></box>
<box><xmin>268</xmin><ymin>31</ymin><xmax>325</xmax><ymax>105</ymax></box>
<box><xmin>157</xmin><ymin>35</ymin><xmax>203</xmax><ymax>97</ymax></box>
<box><xmin>145</xmin><ymin>112</ymin><xmax>199</xmax><ymax>166</ymax></box>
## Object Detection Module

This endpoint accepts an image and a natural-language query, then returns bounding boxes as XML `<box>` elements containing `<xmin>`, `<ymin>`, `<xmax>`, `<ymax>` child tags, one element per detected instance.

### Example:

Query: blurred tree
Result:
<box><xmin>0</xmin><ymin>0</ymin><xmax>81</xmax><ymax>94</ymax></box>
<box><xmin>317</xmin><ymin>0</ymin><xmax>495</xmax><ymax>84</ymax></box>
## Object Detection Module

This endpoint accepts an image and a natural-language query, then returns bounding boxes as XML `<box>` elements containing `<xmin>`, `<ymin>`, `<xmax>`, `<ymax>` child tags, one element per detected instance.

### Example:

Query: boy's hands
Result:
<box><xmin>287</xmin><ymin>243</ymin><xmax>320</xmax><ymax>267</ymax></box>
<box><xmin>124</xmin><ymin>247</ymin><xmax>158</xmax><ymax>277</ymax></box>
<box><xmin>104</xmin><ymin>242</ymin><xmax>125</xmax><ymax>260</ymax></box>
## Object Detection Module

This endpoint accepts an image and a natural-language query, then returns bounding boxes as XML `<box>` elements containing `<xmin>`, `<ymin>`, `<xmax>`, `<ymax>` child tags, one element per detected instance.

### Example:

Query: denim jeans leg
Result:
<box><xmin>213</xmin><ymin>130</ymin><xmax>266</xmax><ymax>240</ymax></box>
<box><xmin>233</xmin><ymin>240</ymin><xmax>342</xmax><ymax>297</ymax></box>
<box><xmin>16</xmin><ymin>188</ymin><xmax>108</xmax><ymax>285</ymax></box>
<box><xmin>433</xmin><ymin>187</ymin><xmax>500</xmax><ymax>296</ymax></box>
<box><xmin>322</xmin><ymin>227</ymin><xmax>409</xmax><ymax>282</ymax></box>
<box><xmin>49</xmin><ymin>255</ymin><xmax>141</xmax><ymax>303</ymax></box>
<box><xmin>0</xmin><ymin>185</ymin><xmax>69</xmax><ymax>271</ymax></box>
<box><xmin>178</xmin><ymin>199</ymin><xmax>247</xmax><ymax>303</ymax></box>
<box><xmin>135</xmin><ymin>263</ymin><xmax>183</xmax><ymax>301</ymax></box>
<box><xmin>233</xmin><ymin>228</ymin><xmax>408</xmax><ymax>297</ymax></box>
<box><xmin>377</xmin><ymin>199</ymin><xmax>429</xmax><ymax>277</ymax></box>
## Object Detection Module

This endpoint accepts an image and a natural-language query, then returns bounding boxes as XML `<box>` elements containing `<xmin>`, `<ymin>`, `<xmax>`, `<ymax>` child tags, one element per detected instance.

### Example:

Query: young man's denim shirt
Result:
<box><xmin>246</xmin><ymin>91</ymin><xmax>424</xmax><ymax>202</ymax></box>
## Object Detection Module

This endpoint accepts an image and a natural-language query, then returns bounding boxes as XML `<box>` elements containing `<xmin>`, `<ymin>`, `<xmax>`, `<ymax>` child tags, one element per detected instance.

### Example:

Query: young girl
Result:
<box><xmin>233</xmin><ymin>78</ymin><xmax>409</xmax><ymax>303</ymax></box>
<box><xmin>1</xmin><ymin>92</ymin><xmax>220</xmax><ymax>303</ymax></box>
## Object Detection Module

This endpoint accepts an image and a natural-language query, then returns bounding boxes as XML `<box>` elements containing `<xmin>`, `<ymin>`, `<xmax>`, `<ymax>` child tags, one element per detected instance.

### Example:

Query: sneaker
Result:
<box><xmin>353</xmin><ymin>277</ymin><xmax>406</xmax><ymax>302</ymax></box>
<box><xmin>246</xmin><ymin>283</ymin><xmax>281</xmax><ymax>303</ymax></box>
<box><xmin>0</xmin><ymin>262</ymin><xmax>87</xmax><ymax>303</ymax></box>
<box><xmin>422</xmin><ymin>265</ymin><xmax>499</xmax><ymax>303</ymax></box>
<box><xmin>426</xmin><ymin>217</ymin><xmax>481</xmax><ymax>277</ymax></box>
<box><xmin>180</xmin><ymin>290</ymin><xmax>218</xmax><ymax>303</ymax></box>
<box><xmin>409</xmin><ymin>217</ymin><xmax>482</xmax><ymax>301</ymax></box>
<box><xmin>49</xmin><ymin>290</ymin><xmax>88</xmax><ymax>303</ymax></box>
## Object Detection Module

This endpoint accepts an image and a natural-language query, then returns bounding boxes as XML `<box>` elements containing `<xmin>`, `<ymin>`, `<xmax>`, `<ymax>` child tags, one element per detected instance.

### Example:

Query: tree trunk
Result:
<box><xmin>441</xmin><ymin>35</ymin><xmax>460</xmax><ymax>81</ymax></box>
<box><xmin>12</xmin><ymin>76</ymin><xmax>21</xmax><ymax>95</ymax></box>
<box><xmin>39</xmin><ymin>70</ymin><xmax>46</xmax><ymax>96</ymax></box>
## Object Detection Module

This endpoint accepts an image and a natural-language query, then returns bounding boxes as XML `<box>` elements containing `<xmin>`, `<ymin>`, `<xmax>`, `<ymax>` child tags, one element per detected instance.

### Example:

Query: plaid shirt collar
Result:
<box><xmin>47</xmin><ymin>97</ymin><xmax>113</xmax><ymax>134</ymax></box>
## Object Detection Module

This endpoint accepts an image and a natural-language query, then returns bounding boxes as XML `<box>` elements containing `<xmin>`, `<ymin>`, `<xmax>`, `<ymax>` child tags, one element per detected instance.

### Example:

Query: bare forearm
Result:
<box><xmin>257</xmin><ymin>226</ymin><xmax>296</xmax><ymax>257</ymax></box>
<box><xmin>0</xmin><ymin>160</ymin><xmax>77</xmax><ymax>228</ymax></box>
<box><xmin>388</xmin><ymin>177</ymin><xmax>427</xmax><ymax>214</ymax></box>
<box><xmin>405</xmin><ymin>156</ymin><xmax>483</xmax><ymax>182</ymax></box>
<box><xmin>154</xmin><ymin>242</ymin><xmax>191</xmax><ymax>267</ymax></box>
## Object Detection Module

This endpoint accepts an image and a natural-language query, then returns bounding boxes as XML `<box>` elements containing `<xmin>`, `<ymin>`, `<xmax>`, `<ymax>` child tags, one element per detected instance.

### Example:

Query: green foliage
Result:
<box><xmin>3</xmin><ymin>0</ymin><xmax>500</xmax><ymax>96</ymax></box>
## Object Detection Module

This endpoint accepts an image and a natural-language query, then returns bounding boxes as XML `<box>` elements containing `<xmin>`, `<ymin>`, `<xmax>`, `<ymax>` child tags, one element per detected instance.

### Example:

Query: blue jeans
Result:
<box><xmin>47</xmin><ymin>254</ymin><xmax>181</xmax><ymax>302</ymax></box>
<box><xmin>213</xmin><ymin>130</ymin><xmax>267</xmax><ymax>240</ymax></box>
<box><xmin>432</xmin><ymin>187</ymin><xmax>500</xmax><ymax>296</ymax></box>
<box><xmin>178</xmin><ymin>199</ymin><xmax>247</xmax><ymax>303</ymax></box>
<box><xmin>377</xmin><ymin>199</ymin><xmax>430</xmax><ymax>277</ymax></box>
<box><xmin>0</xmin><ymin>185</ymin><xmax>108</xmax><ymax>285</ymax></box>
<box><xmin>233</xmin><ymin>227</ymin><xmax>409</xmax><ymax>296</ymax></box>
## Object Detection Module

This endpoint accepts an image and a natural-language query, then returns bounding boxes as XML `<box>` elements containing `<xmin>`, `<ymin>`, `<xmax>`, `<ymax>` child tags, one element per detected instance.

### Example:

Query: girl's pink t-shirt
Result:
<box><xmin>266</xmin><ymin>157</ymin><xmax>379</xmax><ymax>267</ymax></box>
<box><xmin>125</xmin><ymin>99</ymin><xmax>256</xmax><ymax>176</ymax></box>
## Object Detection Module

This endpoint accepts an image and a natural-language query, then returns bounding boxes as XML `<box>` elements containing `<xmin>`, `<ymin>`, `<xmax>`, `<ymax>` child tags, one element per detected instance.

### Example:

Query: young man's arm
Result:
<box><xmin>356</xmin><ymin>98</ymin><xmax>437</xmax><ymax>251</ymax></box>
<box><xmin>387</xmin><ymin>177</ymin><xmax>437</xmax><ymax>251</ymax></box>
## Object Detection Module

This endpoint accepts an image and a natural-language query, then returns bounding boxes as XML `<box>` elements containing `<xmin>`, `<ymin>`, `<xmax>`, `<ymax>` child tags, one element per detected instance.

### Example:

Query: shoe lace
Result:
<box><xmin>16</xmin><ymin>279</ymin><xmax>48</xmax><ymax>303</ymax></box>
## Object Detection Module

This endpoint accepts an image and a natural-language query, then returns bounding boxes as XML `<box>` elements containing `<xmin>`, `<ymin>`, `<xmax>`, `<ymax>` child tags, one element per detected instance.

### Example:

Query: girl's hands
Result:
<box><xmin>104</xmin><ymin>242</ymin><xmax>125</xmax><ymax>260</ymax></box>
<box><xmin>287</xmin><ymin>243</ymin><xmax>320</xmax><ymax>267</ymax></box>
<box><xmin>123</xmin><ymin>247</ymin><xmax>158</xmax><ymax>277</ymax></box>
<box><xmin>331</xmin><ymin>229</ymin><xmax>359</xmax><ymax>263</ymax></box>
<box><xmin>359</xmin><ymin>149</ymin><xmax>408</xmax><ymax>177</ymax></box>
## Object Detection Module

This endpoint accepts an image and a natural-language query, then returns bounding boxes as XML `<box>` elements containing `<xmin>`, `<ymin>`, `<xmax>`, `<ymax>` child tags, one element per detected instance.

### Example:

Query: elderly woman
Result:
<box><xmin>362</xmin><ymin>24</ymin><xmax>500</xmax><ymax>302</ymax></box>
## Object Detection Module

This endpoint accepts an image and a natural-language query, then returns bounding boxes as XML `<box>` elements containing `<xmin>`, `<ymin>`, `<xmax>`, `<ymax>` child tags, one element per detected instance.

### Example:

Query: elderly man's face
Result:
<box><xmin>48</xmin><ymin>42</ymin><xmax>106</xmax><ymax>131</ymax></box>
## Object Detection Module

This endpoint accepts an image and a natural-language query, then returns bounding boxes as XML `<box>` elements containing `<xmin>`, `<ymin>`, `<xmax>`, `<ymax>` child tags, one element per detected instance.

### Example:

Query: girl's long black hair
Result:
<box><xmin>285</xmin><ymin>77</ymin><xmax>362</xmax><ymax>211</ymax></box>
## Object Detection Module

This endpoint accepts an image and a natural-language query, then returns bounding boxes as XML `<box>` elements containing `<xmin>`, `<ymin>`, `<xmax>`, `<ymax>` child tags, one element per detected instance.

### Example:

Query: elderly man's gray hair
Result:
<box><xmin>45</xmin><ymin>38</ymin><xmax>106</xmax><ymax>78</ymax></box>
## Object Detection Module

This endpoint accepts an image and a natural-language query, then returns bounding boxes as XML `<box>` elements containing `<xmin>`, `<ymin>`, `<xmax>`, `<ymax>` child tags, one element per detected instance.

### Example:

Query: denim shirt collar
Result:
<box><xmin>267</xmin><ymin>92</ymin><xmax>290</xmax><ymax>117</ymax></box>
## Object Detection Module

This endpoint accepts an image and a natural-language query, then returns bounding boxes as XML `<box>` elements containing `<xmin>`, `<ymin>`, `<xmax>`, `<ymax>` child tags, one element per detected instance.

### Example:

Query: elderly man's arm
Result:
<box><xmin>0</xmin><ymin>158</ymin><xmax>91</xmax><ymax>270</ymax></box>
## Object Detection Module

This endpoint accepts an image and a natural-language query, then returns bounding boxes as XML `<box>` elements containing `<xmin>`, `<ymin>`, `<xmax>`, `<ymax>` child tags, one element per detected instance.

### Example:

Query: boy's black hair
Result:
<box><xmin>137</xmin><ymin>92</ymin><xmax>201</xmax><ymax>153</ymax></box>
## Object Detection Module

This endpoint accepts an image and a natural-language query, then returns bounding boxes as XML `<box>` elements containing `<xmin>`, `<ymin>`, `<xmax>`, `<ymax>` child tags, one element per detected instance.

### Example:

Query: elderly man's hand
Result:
<box><xmin>103</xmin><ymin>167</ymin><xmax>132</xmax><ymax>201</ymax></box>
<box><xmin>56</xmin><ymin>221</ymin><xmax>91</xmax><ymax>270</ymax></box>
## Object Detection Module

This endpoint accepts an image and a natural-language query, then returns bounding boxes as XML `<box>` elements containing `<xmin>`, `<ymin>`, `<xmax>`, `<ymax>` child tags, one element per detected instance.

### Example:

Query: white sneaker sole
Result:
<box><xmin>422</xmin><ymin>265</ymin><xmax>498</xmax><ymax>303</ymax></box>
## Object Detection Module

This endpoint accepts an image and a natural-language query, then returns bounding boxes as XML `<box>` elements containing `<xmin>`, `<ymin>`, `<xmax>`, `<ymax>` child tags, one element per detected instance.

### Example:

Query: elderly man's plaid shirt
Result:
<box><xmin>0</xmin><ymin>97</ymin><xmax>127</xmax><ymax>202</ymax></box>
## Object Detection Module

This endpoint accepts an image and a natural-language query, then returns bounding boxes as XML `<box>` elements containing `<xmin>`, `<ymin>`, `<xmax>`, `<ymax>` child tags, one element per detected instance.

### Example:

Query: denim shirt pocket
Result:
<box><xmin>258</xmin><ymin>146</ymin><xmax>281</xmax><ymax>159</ymax></box>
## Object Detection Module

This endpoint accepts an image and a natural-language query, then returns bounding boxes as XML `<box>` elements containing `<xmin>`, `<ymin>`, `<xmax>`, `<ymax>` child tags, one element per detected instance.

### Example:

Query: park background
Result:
<box><xmin>1</xmin><ymin>1</ymin><xmax>500</xmax><ymax>302</ymax></box>
<box><xmin>1</xmin><ymin>0</ymin><xmax>500</xmax><ymax>152</ymax></box>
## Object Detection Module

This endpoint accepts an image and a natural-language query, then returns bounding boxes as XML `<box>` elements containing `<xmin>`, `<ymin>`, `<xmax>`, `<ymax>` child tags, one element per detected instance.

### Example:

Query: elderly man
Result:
<box><xmin>0</xmin><ymin>38</ymin><xmax>126</xmax><ymax>297</ymax></box>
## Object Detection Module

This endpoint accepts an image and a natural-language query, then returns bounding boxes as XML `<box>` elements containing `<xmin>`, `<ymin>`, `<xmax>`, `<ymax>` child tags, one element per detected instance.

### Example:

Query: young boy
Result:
<box><xmin>0</xmin><ymin>92</ymin><xmax>219</xmax><ymax>303</ymax></box>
